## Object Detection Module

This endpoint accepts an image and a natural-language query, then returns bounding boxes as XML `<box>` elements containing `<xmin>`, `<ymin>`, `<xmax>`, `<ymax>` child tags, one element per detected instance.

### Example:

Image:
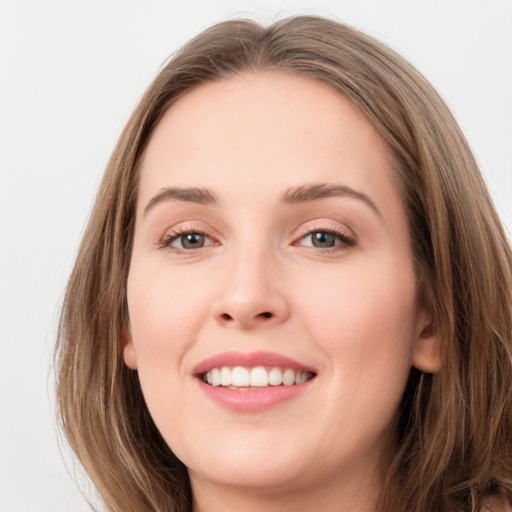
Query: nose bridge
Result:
<box><xmin>230</xmin><ymin>244</ymin><xmax>272</xmax><ymax>300</ymax></box>
<box><xmin>213</xmin><ymin>237</ymin><xmax>289</xmax><ymax>329</ymax></box>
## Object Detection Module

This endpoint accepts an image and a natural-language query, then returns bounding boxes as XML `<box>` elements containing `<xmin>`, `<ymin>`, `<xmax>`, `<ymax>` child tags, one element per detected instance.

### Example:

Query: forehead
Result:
<box><xmin>138</xmin><ymin>71</ymin><xmax>400</xmax><ymax>217</ymax></box>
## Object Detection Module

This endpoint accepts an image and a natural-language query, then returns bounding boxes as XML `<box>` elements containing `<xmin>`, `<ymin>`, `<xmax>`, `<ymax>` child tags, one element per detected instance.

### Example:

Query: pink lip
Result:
<box><xmin>196</xmin><ymin>379</ymin><xmax>315</xmax><ymax>412</ymax></box>
<box><xmin>193</xmin><ymin>350</ymin><xmax>316</xmax><ymax>374</ymax></box>
<box><xmin>193</xmin><ymin>351</ymin><xmax>317</xmax><ymax>413</ymax></box>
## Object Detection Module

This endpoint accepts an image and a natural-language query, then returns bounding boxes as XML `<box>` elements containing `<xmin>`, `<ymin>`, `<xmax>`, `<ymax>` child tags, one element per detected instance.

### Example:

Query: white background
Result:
<box><xmin>1</xmin><ymin>1</ymin><xmax>511</xmax><ymax>510</ymax></box>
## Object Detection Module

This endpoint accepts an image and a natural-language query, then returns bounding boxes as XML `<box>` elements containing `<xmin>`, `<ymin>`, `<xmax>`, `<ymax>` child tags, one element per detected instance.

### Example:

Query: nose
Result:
<box><xmin>211</xmin><ymin>248</ymin><xmax>290</xmax><ymax>330</ymax></box>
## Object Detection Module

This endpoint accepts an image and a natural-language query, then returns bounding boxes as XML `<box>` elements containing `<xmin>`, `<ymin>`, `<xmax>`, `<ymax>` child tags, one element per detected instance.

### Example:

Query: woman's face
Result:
<box><xmin>123</xmin><ymin>72</ymin><xmax>439</xmax><ymax>505</ymax></box>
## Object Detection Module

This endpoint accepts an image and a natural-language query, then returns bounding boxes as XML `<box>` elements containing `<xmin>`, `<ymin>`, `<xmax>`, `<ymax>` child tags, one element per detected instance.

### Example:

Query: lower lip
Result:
<box><xmin>196</xmin><ymin>378</ymin><xmax>315</xmax><ymax>412</ymax></box>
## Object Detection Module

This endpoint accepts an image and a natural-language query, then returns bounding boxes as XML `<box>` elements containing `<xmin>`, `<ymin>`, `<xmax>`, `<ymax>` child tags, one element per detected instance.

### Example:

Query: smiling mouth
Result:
<box><xmin>201</xmin><ymin>366</ymin><xmax>316</xmax><ymax>388</ymax></box>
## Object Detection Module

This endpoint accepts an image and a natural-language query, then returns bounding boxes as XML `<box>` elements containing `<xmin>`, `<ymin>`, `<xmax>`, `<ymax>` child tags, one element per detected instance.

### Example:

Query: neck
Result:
<box><xmin>190</xmin><ymin>466</ymin><xmax>382</xmax><ymax>512</ymax></box>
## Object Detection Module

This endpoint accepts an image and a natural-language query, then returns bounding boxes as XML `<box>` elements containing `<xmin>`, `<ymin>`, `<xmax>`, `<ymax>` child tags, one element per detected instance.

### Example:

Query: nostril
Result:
<box><xmin>217</xmin><ymin>310</ymin><xmax>274</xmax><ymax>325</ymax></box>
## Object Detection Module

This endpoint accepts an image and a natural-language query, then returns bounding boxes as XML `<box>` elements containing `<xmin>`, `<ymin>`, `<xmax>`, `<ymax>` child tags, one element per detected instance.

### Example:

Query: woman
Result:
<box><xmin>55</xmin><ymin>16</ymin><xmax>512</xmax><ymax>512</ymax></box>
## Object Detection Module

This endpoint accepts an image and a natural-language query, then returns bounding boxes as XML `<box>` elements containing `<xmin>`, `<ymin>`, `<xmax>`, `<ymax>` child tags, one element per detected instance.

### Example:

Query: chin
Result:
<box><xmin>190</xmin><ymin>458</ymin><xmax>308</xmax><ymax>493</ymax></box>
<box><xmin>179</xmin><ymin>431</ymin><xmax>314</xmax><ymax>491</ymax></box>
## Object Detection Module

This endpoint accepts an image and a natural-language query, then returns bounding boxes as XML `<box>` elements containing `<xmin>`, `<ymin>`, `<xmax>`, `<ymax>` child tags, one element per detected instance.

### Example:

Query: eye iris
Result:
<box><xmin>312</xmin><ymin>231</ymin><xmax>336</xmax><ymax>248</ymax></box>
<box><xmin>181</xmin><ymin>233</ymin><xmax>205</xmax><ymax>249</ymax></box>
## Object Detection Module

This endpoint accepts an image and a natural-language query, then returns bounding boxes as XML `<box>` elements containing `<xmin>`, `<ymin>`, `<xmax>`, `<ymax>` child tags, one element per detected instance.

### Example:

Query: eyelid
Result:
<box><xmin>292</xmin><ymin>221</ymin><xmax>357</xmax><ymax>251</ymax></box>
<box><xmin>158</xmin><ymin>222</ymin><xmax>220</xmax><ymax>252</ymax></box>
<box><xmin>156</xmin><ymin>219</ymin><xmax>356</xmax><ymax>254</ymax></box>
<box><xmin>164</xmin><ymin>231</ymin><xmax>215</xmax><ymax>248</ymax></box>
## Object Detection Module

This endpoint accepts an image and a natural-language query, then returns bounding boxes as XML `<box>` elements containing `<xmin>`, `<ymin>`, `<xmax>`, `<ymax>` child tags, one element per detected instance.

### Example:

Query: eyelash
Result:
<box><xmin>159</xmin><ymin>227</ymin><xmax>217</xmax><ymax>254</ymax></box>
<box><xmin>159</xmin><ymin>225</ymin><xmax>356</xmax><ymax>254</ymax></box>
<box><xmin>293</xmin><ymin>225</ymin><xmax>356</xmax><ymax>253</ymax></box>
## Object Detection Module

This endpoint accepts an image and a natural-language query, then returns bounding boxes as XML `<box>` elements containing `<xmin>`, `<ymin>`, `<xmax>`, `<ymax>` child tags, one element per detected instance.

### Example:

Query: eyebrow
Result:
<box><xmin>143</xmin><ymin>186</ymin><xmax>218</xmax><ymax>217</ymax></box>
<box><xmin>281</xmin><ymin>183</ymin><xmax>381</xmax><ymax>217</ymax></box>
<box><xmin>143</xmin><ymin>182</ymin><xmax>380</xmax><ymax>218</ymax></box>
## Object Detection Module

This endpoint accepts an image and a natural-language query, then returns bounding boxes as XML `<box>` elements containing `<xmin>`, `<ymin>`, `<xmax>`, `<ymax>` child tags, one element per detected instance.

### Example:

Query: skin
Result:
<box><xmin>123</xmin><ymin>72</ymin><xmax>440</xmax><ymax>512</ymax></box>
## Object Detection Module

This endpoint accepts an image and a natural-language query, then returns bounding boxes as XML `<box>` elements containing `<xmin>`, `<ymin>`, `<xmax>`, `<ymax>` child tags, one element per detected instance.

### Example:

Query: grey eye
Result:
<box><xmin>310</xmin><ymin>231</ymin><xmax>337</xmax><ymax>248</ymax></box>
<box><xmin>176</xmin><ymin>233</ymin><xmax>206</xmax><ymax>249</ymax></box>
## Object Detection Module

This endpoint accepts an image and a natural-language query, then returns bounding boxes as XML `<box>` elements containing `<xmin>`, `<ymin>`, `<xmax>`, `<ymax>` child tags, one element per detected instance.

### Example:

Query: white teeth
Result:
<box><xmin>211</xmin><ymin>368</ymin><xmax>221</xmax><ymax>387</ymax></box>
<box><xmin>231</xmin><ymin>366</ymin><xmax>250</xmax><ymax>387</ymax></box>
<box><xmin>220</xmin><ymin>367</ymin><xmax>232</xmax><ymax>386</ymax></box>
<box><xmin>268</xmin><ymin>367</ymin><xmax>283</xmax><ymax>386</ymax></box>
<box><xmin>202</xmin><ymin>366</ymin><xmax>313</xmax><ymax>388</ymax></box>
<box><xmin>250</xmin><ymin>366</ymin><xmax>269</xmax><ymax>387</ymax></box>
<box><xmin>282</xmin><ymin>368</ymin><xmax>295</xmax><ymax>386</ymax></box>
<box><xmin>295</xmin><ymin>371</ymin><xmax>308</xmax><ymax>384</ymax></box>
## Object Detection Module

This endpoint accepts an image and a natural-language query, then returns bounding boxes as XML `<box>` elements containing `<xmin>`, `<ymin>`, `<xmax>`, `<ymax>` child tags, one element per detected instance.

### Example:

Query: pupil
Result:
<box><xmin>312</xmin><ymin>231</ymin><xmax>335</xmax><ymax>248</ymax></box>
<box><xmin>182</xmin><ymin>233</ymin><xmax>204</xmax><ymax>249</ymax></box>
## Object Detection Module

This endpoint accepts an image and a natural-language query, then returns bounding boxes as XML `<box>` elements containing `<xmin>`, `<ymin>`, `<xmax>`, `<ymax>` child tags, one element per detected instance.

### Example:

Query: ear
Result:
<box><xmin>411</xmin><ymin>309</ymin><xmax>442</xmax><ymax>373</ymax></box>
<box><xmin>121</xmin><ymin>327</ymin><xmax>138</xmax><ymax>370</ymax></box>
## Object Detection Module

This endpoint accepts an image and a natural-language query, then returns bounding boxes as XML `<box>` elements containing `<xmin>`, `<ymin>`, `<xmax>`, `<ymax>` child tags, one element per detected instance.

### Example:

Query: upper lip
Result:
<box><xmin>193</xmin><ymin>351</ymin><xmax>317</xmax><ymax>376</ymax></box>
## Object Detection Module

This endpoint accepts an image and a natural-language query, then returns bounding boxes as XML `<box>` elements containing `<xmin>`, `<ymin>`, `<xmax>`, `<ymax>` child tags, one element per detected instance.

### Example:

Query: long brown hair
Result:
<box><xmin>56</xmin><ymin>16</ymin><xmax>512</xmax><ymax>512</ymax></box>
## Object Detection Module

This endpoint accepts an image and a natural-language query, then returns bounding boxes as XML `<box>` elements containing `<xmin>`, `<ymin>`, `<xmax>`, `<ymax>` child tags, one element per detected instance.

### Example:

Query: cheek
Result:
<box><xmin>296</xmin><ymin>258</ymin><xmax>418</xmax><ymax>377</ymax></box>
<box><xmin>125</xmin><ymin>264</ymin><xmax>210</xmax><ymax>394</ymax></box>
<box><xmin>128</xmin><ymin>263</ymin><xmax>206</xmax><ymax>348</ymax></box>
<box><xmin>125</xmin><ymin>266</ymin><xmax>207</xmax><ymax>435</ymax></box>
